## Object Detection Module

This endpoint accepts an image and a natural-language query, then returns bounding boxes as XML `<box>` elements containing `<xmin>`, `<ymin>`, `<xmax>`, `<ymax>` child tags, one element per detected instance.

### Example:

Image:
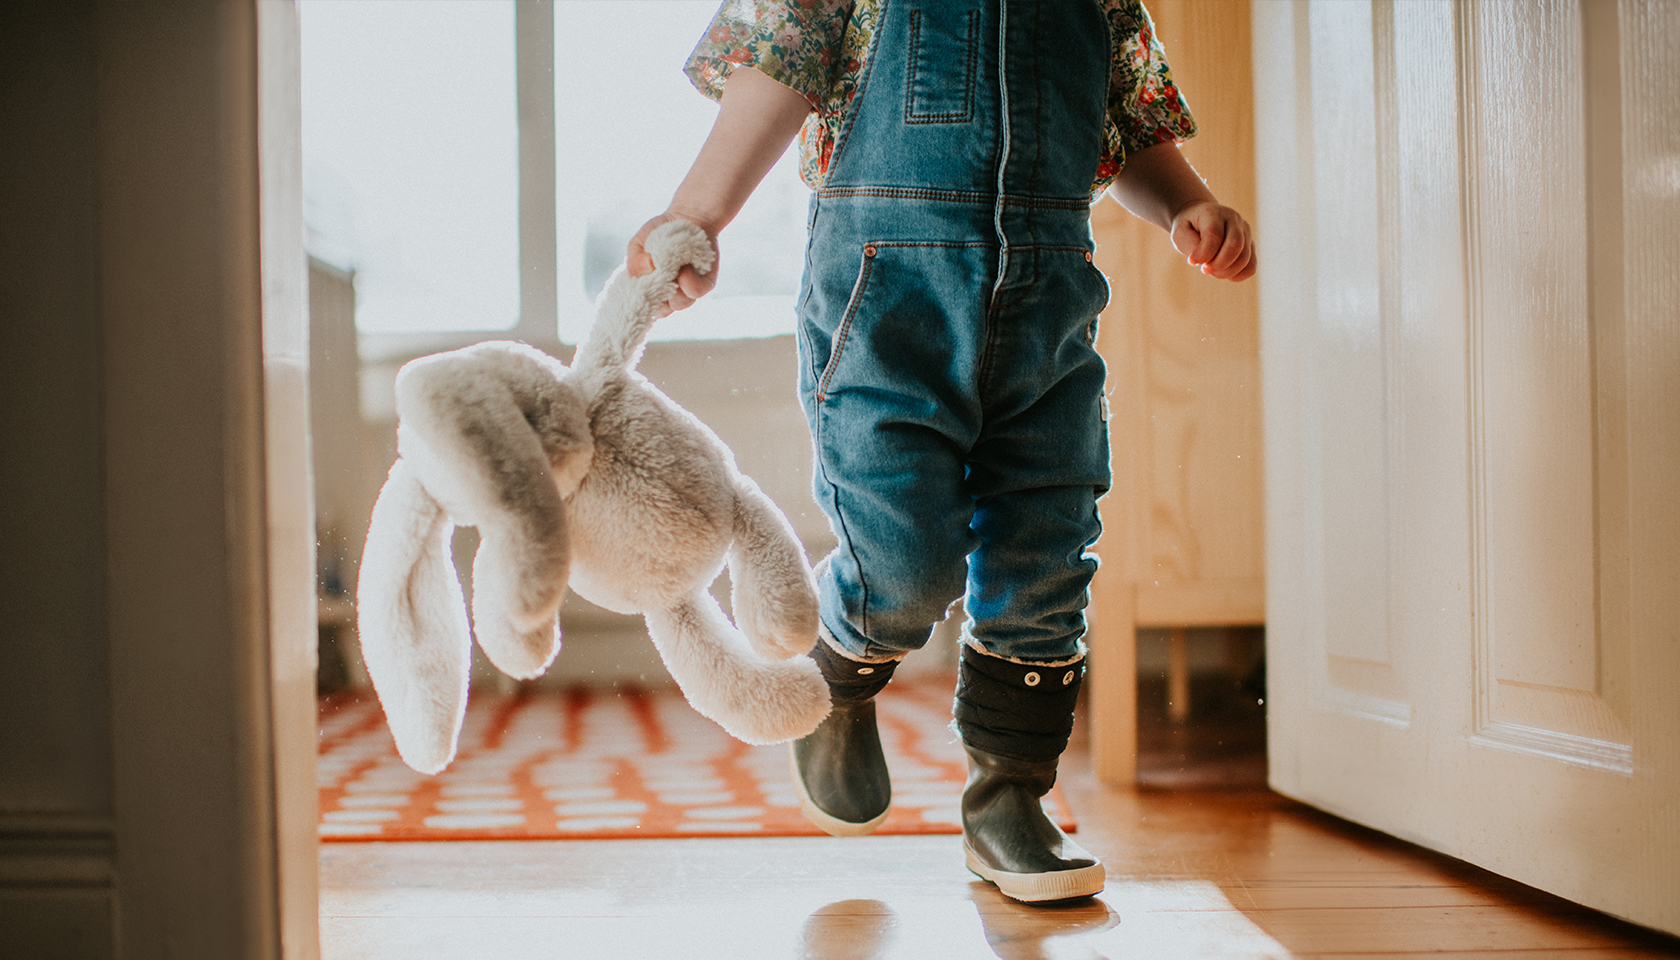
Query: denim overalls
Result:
<box><xmin>798</xmin><ymin>0</ymin><xmax>1112</xmax><ymax>666</ymax></box>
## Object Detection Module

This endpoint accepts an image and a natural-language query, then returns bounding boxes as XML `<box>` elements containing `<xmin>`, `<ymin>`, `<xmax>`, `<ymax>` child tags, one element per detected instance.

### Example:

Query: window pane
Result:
<box><xmin>555</xmin><ymin>2</ymin><xmax>806</xmax><ymax>342</ymax></box>
<box><xmin>301</xmin><ymin>0</ymin><xmax>520</xmax><ymax>333</ymax></box>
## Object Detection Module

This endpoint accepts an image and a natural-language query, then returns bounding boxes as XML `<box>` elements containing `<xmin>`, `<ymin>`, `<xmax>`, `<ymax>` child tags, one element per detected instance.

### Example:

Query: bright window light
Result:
<box><xmin>300</xmin><ymin>1</ymin><xmax>805</xmax><ymax>342</ymax></box>
<box><xmin>554</xmin><ymin>2</ymin><xmax>805</xmax><ymax>343</ymax></box>
<box><xmin>301</xmin><ymin>0</ymin><xmax>520</xmax><ymax>334</ymax></box>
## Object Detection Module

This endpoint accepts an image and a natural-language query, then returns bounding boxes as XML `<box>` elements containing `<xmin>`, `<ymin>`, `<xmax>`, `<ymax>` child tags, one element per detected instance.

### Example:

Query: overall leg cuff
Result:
<box><xmin>811</xmin><ymin>632</ymin><xmax>901</xmax><ymax>703</ymax></box>
<box><xmin>954</xmin><ymin>644</ymin><xmax>1084</xmax><ymax>763</ymax></box>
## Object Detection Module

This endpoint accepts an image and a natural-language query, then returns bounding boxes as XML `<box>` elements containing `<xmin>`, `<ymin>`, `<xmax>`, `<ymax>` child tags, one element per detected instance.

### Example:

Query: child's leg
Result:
<box><xmin>790</xmin><ymin>239</ymin><xmax>997</xmax><ymax>835</ymax></box>
<box><xmin>953</xmin><ymin>246</ymin><xmax>1112</xmax><ymax>901</ymax></box>
<box><xmin>796</xmin><ymin>240</ymin><xmax>1001</xmax><ymax>663</ymax></box>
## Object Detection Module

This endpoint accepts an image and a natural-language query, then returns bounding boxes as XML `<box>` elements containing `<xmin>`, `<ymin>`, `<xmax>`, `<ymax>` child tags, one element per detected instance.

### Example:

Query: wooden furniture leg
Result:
<box><xmin>1167</xmin><ymin>626</ymin><xmax>1191</xmax><ymax>723</ymax></box>
<box><xmin>1089</xmin><ymin>574</ymin><xmax>1137</xmax><ymax>784</ymax></box>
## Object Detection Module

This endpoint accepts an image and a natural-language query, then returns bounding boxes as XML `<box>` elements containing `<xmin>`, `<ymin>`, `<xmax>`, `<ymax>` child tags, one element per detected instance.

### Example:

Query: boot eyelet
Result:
<box><xmin>1063</xmin><ymin>670</ymin><xmax>1076</xmax><ymax>685</ymax></box>
<box><xmin>1023</xmin><ymin>671</ymin><xmax>1041</xmax><ymax>686</ymax></box>
<box><xmin>856</xmin><ymin>666</ymin><xmax>874</xmax><ymax>675</ymax></box>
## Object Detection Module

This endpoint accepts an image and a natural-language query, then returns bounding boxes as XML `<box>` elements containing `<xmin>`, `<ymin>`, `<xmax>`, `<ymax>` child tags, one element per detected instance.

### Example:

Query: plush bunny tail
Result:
<box><xmin>357</xmin><ymin>458</ymin><xmax>472</xmax><ymax>775</ymax></box>
<box><xmin>727</xmin><ymin>474</ymin><xmax>821</xmax><ymax>661</ymax></box>
<box><xmin>569</xmin><ymin>220</ymin><xmax>716</xmax><ymax>393</ymax></box>
<box><xmin>644</xmin><ymin>592</ymin><xmax>831</xmax><ymax>745</ymax></box>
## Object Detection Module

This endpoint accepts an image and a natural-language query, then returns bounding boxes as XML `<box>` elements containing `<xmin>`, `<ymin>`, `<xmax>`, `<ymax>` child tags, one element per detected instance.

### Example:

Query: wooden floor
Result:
<box><xmin>320</xmin><ymin>678</ymin><xmax>1680</xmax><ymax>959</ymax></box>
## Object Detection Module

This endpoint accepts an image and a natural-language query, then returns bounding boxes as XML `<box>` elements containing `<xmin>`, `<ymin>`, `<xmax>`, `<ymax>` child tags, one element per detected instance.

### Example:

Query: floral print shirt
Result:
<box><xmin>685</xmin><ymin>0</ymin><xmax>1197</xmax><ymax>198</ymax></box>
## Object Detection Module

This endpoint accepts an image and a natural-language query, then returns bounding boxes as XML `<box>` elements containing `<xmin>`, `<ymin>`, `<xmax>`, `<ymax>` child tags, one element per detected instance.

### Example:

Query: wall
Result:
<box><xmin>0</xmin><ymin>2</ymin><xmax>310</xmax><ymax>956</ymax></box>
<box><xmin>0</xmin><ymin>4</ymin><xmax>116</xmax><ymax>952</ymax></box>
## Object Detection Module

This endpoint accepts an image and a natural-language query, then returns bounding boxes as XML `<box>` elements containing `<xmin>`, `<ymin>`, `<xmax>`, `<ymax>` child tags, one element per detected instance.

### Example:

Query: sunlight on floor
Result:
<box><xmin>320</xmin><ymin>838</ymin><xmax>1293</xmax><ymax>960</ymax></box>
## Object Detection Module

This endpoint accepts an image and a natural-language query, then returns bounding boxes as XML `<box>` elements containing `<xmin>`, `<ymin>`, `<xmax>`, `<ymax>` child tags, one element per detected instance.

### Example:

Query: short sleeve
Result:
<box><xmin>684</xmin><ymin>0</ymin><xmax>855</xmax><ymax>107</ymax></box>
<box><xmin>1094</xmin><ymin>0</ymin><xmax>1198</xmax><ymax>192</ymax></box>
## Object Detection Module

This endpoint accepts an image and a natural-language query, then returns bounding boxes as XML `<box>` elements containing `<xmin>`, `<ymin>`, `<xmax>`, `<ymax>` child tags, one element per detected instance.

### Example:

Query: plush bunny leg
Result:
<box><xmin>727</xmin><ymin>474</ymin><xmax>820</xmax><ymax>660</ymax></box>
<box><xmin>357</xmin><ymin>458</ymin><xmax>472</xmax><ymax>775</ymax></box>
<box><xmin>645</xmin><ymin>591</ymin><xmax>830</xmax><ymax>745</ymax></box>
<box><xmin>467</xmin><ymin>500</ymin><xmax>567</xmax><ymax>680</ymax></box>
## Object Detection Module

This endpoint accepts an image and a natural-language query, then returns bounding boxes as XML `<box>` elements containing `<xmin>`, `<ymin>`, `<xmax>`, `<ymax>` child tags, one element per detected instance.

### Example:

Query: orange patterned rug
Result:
<box><xmin>317</xmin><ymin>676</ymin><xmax>1078</xmax><ymax>841</ymax></box>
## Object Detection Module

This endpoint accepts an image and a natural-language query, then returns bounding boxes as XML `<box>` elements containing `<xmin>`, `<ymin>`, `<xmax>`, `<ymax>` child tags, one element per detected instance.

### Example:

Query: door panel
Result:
<box><xmin>1304</xmin><ymin>0</ymin><xmax>1411</xmax><ymax>720</ymax></box>
<box><xmin>1464</xmin><ymin>0</ymin><xmax>1632</xmax><ymax>762</ymax></box>
<box><xmin>1258</xmin><ymin>0</ymin><xmax>1678</xmax><ymax>934</ymax></box>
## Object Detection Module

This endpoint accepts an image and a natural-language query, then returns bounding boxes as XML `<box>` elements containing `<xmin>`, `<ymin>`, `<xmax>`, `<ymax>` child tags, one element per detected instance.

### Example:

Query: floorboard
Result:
<box><xmin>319</xmin><ymin>675</ymin><xmax>1680</xmax><ymax>958</ymax></box>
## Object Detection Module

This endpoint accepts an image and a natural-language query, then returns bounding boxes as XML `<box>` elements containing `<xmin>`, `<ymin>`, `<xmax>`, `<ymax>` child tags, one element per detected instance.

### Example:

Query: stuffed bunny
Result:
<box><xmin>356</xmin><ymin>220</ymin><xmax>831</xmax><ymax>774</ymax></box>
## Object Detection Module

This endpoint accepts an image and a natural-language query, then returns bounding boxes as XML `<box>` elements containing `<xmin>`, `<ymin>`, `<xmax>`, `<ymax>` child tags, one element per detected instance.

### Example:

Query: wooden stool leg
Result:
<box><xmin>1224</xmin><ymin>627</ymin><xmax>1252</xmax><ymax>682</ymax></box>
<box><xmin>1168</xmin><ymin>627</ymin><xmax>1191</xmax><ymax>723</ymax></box>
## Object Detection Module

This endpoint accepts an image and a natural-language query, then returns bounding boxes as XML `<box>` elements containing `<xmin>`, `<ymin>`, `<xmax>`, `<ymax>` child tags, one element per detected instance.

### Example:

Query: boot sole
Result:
<box><xmin>787</xmin><ymin>746</ymin><xmax>890</xmax><ymax>837</ymax></box>
<box><xmin>964</xmin><ymin>841</ymin><xmax>1106</xmax><ymax>902</ymax></box>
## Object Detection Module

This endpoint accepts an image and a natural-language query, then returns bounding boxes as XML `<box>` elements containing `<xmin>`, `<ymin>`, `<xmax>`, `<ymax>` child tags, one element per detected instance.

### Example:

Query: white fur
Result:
<box><xmin>358</xmin><ymin>220</ymin><xmax>829</xmax><ymax>774</ymax></box>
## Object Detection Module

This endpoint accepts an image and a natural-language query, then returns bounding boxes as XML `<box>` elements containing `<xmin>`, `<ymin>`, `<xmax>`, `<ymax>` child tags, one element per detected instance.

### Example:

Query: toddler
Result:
<box><xmin>628</xmin><ymin>0</ymin><xmax>1254</xmax><ymax>903</ymax></box>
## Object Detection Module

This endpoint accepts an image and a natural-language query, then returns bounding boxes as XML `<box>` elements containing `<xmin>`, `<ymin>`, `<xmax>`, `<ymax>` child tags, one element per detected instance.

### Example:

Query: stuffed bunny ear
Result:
<box><xmin>393</xmin><ymin>343</ymin><xmax>588</xmax><ymax>681</ymax></box>
<box><xmin>468</xmin><ymin>500</ymin><xmax>568</xmax><ymax>681</ymax></box>
<box><xmin>357</xmin><ymin>458</ymin><xmax>472</xmax><ymax>775</ymax></box>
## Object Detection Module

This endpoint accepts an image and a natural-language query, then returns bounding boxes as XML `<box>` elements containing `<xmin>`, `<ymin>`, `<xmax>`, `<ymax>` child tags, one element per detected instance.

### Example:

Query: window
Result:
<box><xmin>301</xmin><ymin>1</ymin><xmax>804</xmax><ymax>342</ymax></box>
<box><xmin>555</xmin><ymin>2</ymin><xmax>806</xmax><ymax>342</ymax></box>
<box><xmin>301</xmin><ymin>0</ymin><xmax>520</xmax><ymax>334</ymax></box>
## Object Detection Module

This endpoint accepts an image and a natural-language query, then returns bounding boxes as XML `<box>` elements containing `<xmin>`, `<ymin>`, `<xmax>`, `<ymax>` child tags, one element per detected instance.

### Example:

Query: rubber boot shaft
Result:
<box><xmin>788</xmin><ymin>640</ymin><xmax>899</xmax><ymax>835</ymax></box>
<box><xmin>953</xmin><ymin>644</ymin><xmax>1083</xmax><ymax>762</ymax></box>
<box><xmin>961</xmin><ymin>744</ymin><xmax>1097</xmax><ymax>869</ymax></box>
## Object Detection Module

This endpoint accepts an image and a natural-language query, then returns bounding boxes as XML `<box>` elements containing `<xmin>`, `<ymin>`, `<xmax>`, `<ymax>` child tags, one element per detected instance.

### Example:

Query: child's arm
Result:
<box><xmin>1106</xmin><ymin>141</ymin><xmax>1257</xmax><ymax>282</ymax></box>
<box><xmin>628</xmin><ymin>66</ymin><xmax>811</xmax><ymax>316</ymax></box>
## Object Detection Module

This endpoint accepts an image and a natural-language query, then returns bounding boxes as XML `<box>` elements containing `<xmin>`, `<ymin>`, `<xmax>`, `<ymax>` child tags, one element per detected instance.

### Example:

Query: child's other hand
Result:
<box><xmin>627</xmin><ymin>212</ymin><xmax>720</xmax><ymax>317</ymax></box>
<box><xmin>1170</xmin><ymin>200</ymin><xmax>1257</xmax><ymax>282</ymax></box>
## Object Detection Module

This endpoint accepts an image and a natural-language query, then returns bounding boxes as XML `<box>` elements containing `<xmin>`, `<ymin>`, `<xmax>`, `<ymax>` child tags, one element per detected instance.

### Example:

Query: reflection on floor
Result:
<box><xmin>319</xmin><ymin>673</ymin><xmax>1679</xmax><ymax>959</ymax></box>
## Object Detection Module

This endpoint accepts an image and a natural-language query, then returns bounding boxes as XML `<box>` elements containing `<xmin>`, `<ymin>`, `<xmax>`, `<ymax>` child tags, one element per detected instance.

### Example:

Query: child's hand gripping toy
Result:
<box><xmin>356</xmin><ymin>220</ymin><xmax>831</xmax><ymax>774</ymax></box>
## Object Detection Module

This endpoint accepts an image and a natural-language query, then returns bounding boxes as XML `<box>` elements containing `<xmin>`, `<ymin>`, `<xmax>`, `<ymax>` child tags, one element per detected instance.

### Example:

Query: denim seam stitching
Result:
<box><xmin>978</xmin><ymin>292</ymin><xmax>1001</xmax><ymax>398</ymax></box>
<box><xmin>818</xmin><ymin>186</ymin><xmax>992</xmax><ymax>204</ymax></box>
<box><xmin>812</xmin><ymin>408</ymin><xmax>872</xmax><ymax>639</ymax></box>
<box><xmin>814</xmin><ymin>187</ymin><xmax>1090</xmax><ymax>211</ymax></box>
<box><xmin>984</xmin><ymin>0</ymin><xmax>1010</xmax><ymax>403</ymax></box>
<box><xmin>1000</xmin><ymin>196</ymin><xmax>1091</xmax><ymax>211</ymax></box>
<box><xmin>866</xmin><ymin>241</ymin><xmax>993</xmax><ymax>250</ymax></box>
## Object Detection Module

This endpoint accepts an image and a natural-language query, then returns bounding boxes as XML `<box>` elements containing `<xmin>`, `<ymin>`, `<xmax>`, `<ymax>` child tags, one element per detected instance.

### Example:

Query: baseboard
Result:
<box><xmin>0</xmin><ymin>815</ymin><xmax>114</xmax><ymax>959</ymax></box>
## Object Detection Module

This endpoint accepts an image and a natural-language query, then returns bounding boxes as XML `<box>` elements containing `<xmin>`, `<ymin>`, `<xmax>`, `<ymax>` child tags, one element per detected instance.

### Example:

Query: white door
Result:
<box><xmin>1256</xmin><ymin>0</ymin><xmax>1679</xmax><ymax>934</ymax></box>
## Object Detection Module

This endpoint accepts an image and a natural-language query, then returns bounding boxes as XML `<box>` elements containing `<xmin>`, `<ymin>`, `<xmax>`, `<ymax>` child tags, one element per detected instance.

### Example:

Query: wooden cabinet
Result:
<box><xmin>1087</xmin><ymin>0</ymin><xmax>1264</xmax><ymax>783</ymax></box>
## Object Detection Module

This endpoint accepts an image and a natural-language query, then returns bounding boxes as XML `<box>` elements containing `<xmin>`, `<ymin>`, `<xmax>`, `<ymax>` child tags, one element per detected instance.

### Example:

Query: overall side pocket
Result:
<box><xmin>816</xmin><ymin>243</ymin><xmax>880</xmax><ymax>403</ymax></box>
<box><xmin>1081</xmin><ymin>251</ymin><xmax>1111</xmax><ymax>345</ymax></box>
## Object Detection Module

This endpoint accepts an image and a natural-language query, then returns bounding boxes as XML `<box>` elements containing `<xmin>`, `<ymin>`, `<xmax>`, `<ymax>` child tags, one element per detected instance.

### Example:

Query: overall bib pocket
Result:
<box><xmin>905</xmin><ymin>6</ymin><xmax>980</xmax><ymax>124</ymax></box>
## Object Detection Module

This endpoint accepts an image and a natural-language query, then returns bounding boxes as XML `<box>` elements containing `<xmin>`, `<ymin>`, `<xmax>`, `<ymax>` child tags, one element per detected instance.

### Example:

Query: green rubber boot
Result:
<box><xmin>954</xmin><ymin>644</ymin><xmax>1104</xmax><ymax>902</ymax></box>
<box><xmin>961</xmin><ymin>744</ymin><xmax>1105</xmax><ymax>901</ymax></box>
<box><xmin>789</xmin><ymin>637</ymin><xmax>899</xmax><ymax>837</ymax></box>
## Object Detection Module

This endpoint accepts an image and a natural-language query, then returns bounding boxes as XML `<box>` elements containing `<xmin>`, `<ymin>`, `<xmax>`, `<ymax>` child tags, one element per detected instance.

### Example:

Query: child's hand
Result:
<box><xmin>1169</xmin><ymin>200</ymin><xmax>1257</xmax><ymax>282</ymax></box>
<box><xmin>627</xmin><ymin>212</ymin><xmax>720</xmax><ymax>318</ymax></box>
